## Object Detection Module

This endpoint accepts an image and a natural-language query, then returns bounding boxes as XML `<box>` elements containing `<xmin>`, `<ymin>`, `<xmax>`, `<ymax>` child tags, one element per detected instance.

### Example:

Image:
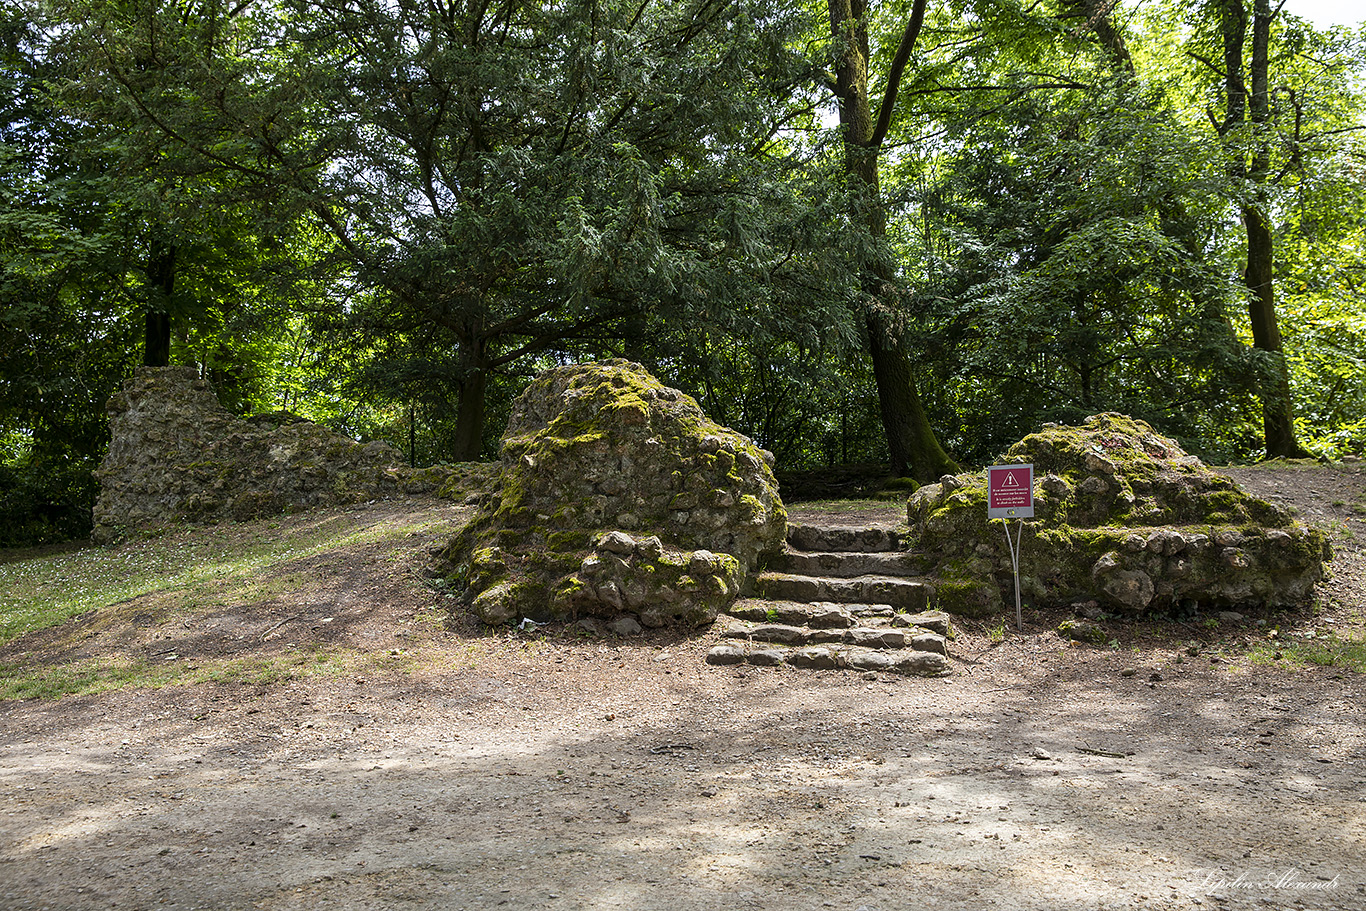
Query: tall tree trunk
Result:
<box><xmin>143</xmin><ymin>311</ymin><xmax>171</xmax><ymax>368</ymax></box>
<box><xmin>867</xmin><ymin>309</ymin><xmax>953</xmax><ymax>480</ymax></box>
<box><xmin>1245</xmin><ymin>0</ymin><xmax>1304</xmax><ymax>457</ymax></box>
<box><xmin>1219</xmin><ymin>0</ymin><xmax>1306</xmax><ymax>457</ymax></box>
<box><xmin>1244</xmin><ymin>207</ymin><xmax>1301</xmax><ymax>455</ymax></box>
<box><xmin>451</xmin><ymin>330</ymin><xmax>487</xmax><ymax>461</ymax></box>
<box><xmin>143</xmin><ymin>238</ymin><xmax>175</xmax><ymax>367</ymax></box>
<box><xmin>409</xmin><ymin>399</ymin><xmax>417</xmax><ymax>468</ymax></box>
<box><xmin>827</xmin><ymin>0</ymin><xmax>957</xmax><ymax>482</ymax></box>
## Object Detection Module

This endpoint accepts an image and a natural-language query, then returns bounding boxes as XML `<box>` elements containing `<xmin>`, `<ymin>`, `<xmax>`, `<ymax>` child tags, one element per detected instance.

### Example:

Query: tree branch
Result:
<box><xmin>868</xmin><ymin>0</ymin><xmax>928</xmax><ymax>151</ymax></box>
<box><xmin>487</xmin><ymin>308</ymin><xmax>633</xmax><ymax>369</ymax></box>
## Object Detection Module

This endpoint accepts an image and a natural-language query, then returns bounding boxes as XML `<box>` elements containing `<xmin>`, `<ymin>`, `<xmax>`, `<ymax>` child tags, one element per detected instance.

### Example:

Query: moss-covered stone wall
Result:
<box><xmin>92</xmin><ymin>367</ymin><xmax>492</xmax><ymax>542</ymax></box>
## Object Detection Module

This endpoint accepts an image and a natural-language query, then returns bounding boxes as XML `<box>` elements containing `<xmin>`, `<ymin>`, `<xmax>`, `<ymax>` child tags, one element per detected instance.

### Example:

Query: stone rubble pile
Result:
<box><xmin>438</xmin><ymin>360</ymin><xmax>786</xmax><ymax>628</ymax></box>
<box><xmin>904</xmin><ymin>413</ymin><xmax>1330</xmax><ymax>616</ymax></box>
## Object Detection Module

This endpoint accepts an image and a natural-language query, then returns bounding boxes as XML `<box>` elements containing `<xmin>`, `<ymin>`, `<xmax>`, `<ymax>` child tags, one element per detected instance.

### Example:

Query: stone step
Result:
<box><xmin>728</xmin><ymin>601</ymin><xmax>954</xmax><ymax>636</ymax></box>
<box><xmin>706</xmin><ymin>643</ymin><xmax>949</xmax><ymax>676</ymax></box>
<box><xmin>896</xmin><ymin>609</ymin><xmax>955</xmax><ymax>639</ymax></box>
<box><xmin>722</xmin><ymin>621</ymin><xmax>845</xmax><ymax>645</ymax></box>
<box><xmin>786</xmin><ymin>524</ymin><xmax>902</xmax><ymax>554</ymax></box>
<box><xmin>754</xmin><ymin>572</ymin><xmax>933</xmax><ymax>612</ymax></box>
<box><xmin>721</xmin><ymin>619</ymin><xmax>949</xmax><ymax>653</ymax></box>
<box><xmin>767</xmin><ymin>548</ymin><xmax>921</xmax><ymax>579</ymax></box>
<box><xmin>728</xmin><ymin>599</ymin><xmax>856</xmax><ymax>628</ymax></box>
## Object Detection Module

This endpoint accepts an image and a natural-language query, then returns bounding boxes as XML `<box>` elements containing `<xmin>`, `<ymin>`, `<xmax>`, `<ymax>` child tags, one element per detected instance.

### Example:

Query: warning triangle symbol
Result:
<box><xmin>1002</xmin><ymin>471</ymin><xmax>1019</xmax><ymax>487</ymax></box>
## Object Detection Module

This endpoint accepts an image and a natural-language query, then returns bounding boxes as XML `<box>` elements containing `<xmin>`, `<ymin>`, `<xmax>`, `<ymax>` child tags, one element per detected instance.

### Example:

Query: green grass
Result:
<box><xmin>1248</xmin><ymin>632</ymin><xmax>1366</xmax><ymax>674</ymax></box>
<box><xmin>0</xmin><ymin>648</ymin><xmax>358</xmax><ymax>701</ymax></box>
<box><xmin>0</xmin><ymin>511</ymin><xmax>446</xmax><ymax>648</ymax></box>
<box><xmin>0</xmin><ymin>508</ymin><xmax>463</xmax><ymax>700</ymax></box>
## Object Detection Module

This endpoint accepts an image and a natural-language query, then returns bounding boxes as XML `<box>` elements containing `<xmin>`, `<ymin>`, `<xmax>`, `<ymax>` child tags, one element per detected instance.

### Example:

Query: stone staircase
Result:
<box><xmin>706</xmin><ymin>522</ymin><xmax>952</xmax><ymax>676</ymax></box>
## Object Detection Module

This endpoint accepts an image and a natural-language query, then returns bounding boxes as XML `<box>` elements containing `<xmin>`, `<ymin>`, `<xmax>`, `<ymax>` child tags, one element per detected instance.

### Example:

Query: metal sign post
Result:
<box><xmin>987</xmin><ymin>464</ymin><xmax>1034</xmax><ymax>631</ymax></box>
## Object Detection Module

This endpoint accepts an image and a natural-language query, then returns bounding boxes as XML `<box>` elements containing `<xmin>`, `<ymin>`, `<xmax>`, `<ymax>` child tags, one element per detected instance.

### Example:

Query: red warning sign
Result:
<box><xmin>987</xmin><ymin>464</ymin><xmax>1034</xmax><ymax>519</ymax></box>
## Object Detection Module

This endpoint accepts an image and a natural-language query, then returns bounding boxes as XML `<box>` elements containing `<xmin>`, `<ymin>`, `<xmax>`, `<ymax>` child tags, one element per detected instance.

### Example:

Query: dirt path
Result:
<box><xmin>2</xmin><ymin>466</ymin><xmax>1365</xmax><ymax>911</ymax></box>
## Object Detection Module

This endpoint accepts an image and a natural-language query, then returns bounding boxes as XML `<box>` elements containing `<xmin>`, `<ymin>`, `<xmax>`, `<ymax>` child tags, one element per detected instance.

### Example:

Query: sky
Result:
<box><xmin>1283</xmin><ymin>0</ymin><xmax>1363</xmax><ymax>28</ymax></box>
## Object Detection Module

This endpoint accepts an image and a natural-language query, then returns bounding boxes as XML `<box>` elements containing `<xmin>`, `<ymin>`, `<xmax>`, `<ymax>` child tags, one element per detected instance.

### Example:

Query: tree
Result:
<box><xmin>817</xmin><ymin>0</ymin><xmax>1167</xmax><ymax>477</ymax></box>
<box><xmin>60</xmin><ymin>0</ymin><xmax>850</xmax><ymax>460</ymax></box>
<box><xmin>1210</xmin><ymin>0</ymin><xmax>1306</xmax><ymax>456</ymax></box>
<box><xmin>823</xmin><ymin>0</ymin><xmax>959</xmax><ymax>482</ymax></box>
<box><xmin>1274</xmin><ymin>107</ymin><xmax>1366</xmax><ymax>456</ymax></box>
<box><xmin>0</xmin><ymin>2</ymin><xmax>143</xmax><ymax>542</ymax></box>
<box><xmin>1169</xmin><ymin>0</ymin><xmax>1366</xmax><ymax>457</ymax></box>
<box><xmin>49</xmin><ymin>0</ymin><xmax>334</xmax><ymax>385</ymax></box>
<box><xmin>0</xmin><ymin>0</ymin><xmax>336</xmax><ymax>543</ymax></box>
<box><xmin>870</xmin><ymin>0</ymin><xmax>1363</xmax><ymax>462</ymax></box>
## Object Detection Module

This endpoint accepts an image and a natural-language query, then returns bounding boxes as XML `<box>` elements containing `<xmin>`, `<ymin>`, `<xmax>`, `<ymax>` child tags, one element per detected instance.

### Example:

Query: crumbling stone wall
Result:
<box><xmin>438</xmin><ymin>360</ymin><xmax>787</xmax><ymax>628</ymax></box>
<box><xmin>92</xmin><ymin>366</ymin><xmax>492</xmax><ymax>542</ymax></box>
<box><xmin>906</xmin><ymin>414</ymin><xmax>1331</xmax><ymax>616</ymax></box>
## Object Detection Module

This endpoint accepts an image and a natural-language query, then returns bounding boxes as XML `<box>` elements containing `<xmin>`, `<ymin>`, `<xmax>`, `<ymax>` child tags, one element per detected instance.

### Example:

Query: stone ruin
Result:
<box><xmin>905</xmin><ymin>413</ymin><xmax>1331</xmax><ymax>616</ymax></box>
<box><xmin>94</xmin><ymin>366</ymin><xmax>1329</xmax><ymax>646</ymax></box>
<box><xmin>92</xmin><ymin>366</ymin><xmax>492</xmax><ymax>542</ymax></box>
<box><xmin>436</xmin><ymin>360</ymin><xmax>787</xmax><ymax>628</ymax></box>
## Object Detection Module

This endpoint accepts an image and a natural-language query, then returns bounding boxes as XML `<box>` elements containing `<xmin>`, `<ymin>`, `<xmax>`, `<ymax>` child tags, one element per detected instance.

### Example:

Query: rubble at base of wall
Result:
<box><xmin>905</xmin><ymin>413</ymin><xmax>1331</xmax><ymax>617</ymax></box>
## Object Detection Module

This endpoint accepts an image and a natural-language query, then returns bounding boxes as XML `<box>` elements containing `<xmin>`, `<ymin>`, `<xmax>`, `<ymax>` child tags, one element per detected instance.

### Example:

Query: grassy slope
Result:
<box><xmin>0</xmin><ymin>505</ymin><xmax>464</xmax><ymax>699</ymax></box>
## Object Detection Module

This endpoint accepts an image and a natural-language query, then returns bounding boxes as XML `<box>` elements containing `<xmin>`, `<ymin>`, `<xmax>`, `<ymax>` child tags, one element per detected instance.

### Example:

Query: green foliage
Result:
<box><xmin>0</xmin><ymin>460</ymin><xmax>97</xmax><ymax>546</ymax></box>
<box><xmin>1137</xmin><ymin>0</ymin><xmax>1366</xmax><ymax>457</ymax></box>
<box><xmin>1283</xmin><ymin>290</ymin><xmax>1366</xmax><ymax>457</ymax></box>
<box><xmin>0</xmin><ymin>0</ymin><xmax>359</xmax><ymax>543</ymax></box>
<box><xmin>60</xmin><ymin>0</ymin><xmax>850</xmax><ymax>460</ymax></box>
<box><xmin>0</xmin><ymin>2</ymin><xmax>137</xmax><ymax>541</ymax></box>
<box><xmin>1</xmin><ymin>0</ymin><xmax>1363</xmax><ymax>548</ymax></box>
<box><xmin>638</xmin><ymin>321</ymin><xmax>886</xmax><ymax>469</ymax></box>
<box><xmin>1276</xmin><ymin>133</ymin><xmax>1366</xmax><ymax>458</ymax></box>
<box><xmin>872</xmin><ymin>0</ymin><xmax>1366</xmax><ymax>465</ymax></box>
<box><xmin>904</xmin><ymin>80</ymin><xmax>1258</xmax><ymax>462</ymax></box>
